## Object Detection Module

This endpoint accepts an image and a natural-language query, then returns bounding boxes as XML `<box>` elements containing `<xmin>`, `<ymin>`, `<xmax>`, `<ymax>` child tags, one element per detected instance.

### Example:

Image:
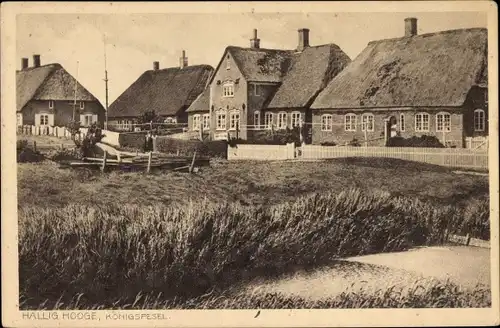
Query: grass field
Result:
<box><xmin>17</xmin><ymin>157</ymin><xmax>489</xmax><ymax>208</ymax></box>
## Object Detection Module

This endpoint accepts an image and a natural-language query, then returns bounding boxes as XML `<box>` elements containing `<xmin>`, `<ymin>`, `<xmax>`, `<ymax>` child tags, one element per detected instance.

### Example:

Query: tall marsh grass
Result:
<box><xmin>19</xmin><ymin>188</ymin><xmax>489</xmax><ymax>309</ymax></box>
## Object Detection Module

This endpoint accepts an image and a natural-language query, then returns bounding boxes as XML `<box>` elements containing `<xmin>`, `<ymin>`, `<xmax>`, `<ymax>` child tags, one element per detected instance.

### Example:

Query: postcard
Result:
<box><xmin>1</xmin><ymin>1</ymin><xmax>499</xmax><ymax>327</ymax></box>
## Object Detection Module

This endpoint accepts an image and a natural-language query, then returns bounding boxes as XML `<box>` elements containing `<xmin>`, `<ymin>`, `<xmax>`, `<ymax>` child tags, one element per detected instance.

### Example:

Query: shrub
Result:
<box><xmin>231</xmin><ymin>127</ymin><xmax>302</xmax><ymax>147</ymax></box>
<box><xmin>18</xmin><ymin>188</ymin><xmax>489</xmax><ymax>309</ymax></box>
<box><xmin>119</xmin><ymin>132</ymin><xmax>148</xmax><ymax>150</ymax></box>
<box><xmin>320</xmin><ymin>141</ymin><xmax>337</xmax><ymax>146</ymax></box>
<box><xmin>388</xmin><ymin>135</ymin><xmax>445</xmax><ymax>148</ymax></box>
<box><xmin>155</xmin><ymin>137</ymin><xmax>227</xmax><ymax>158</ymax></box>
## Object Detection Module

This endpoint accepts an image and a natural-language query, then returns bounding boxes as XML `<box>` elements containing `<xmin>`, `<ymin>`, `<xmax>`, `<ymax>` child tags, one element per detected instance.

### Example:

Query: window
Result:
<box><xmin>216</xmin><ymin>110</ymin><xmax>226</xmax><ymax>130</ymax></box>
<box><xmin>48</xmin><ymin>100</ymin><xmax>54</xmax><ymax>109</ymax></box>
<box><xmin>361</xmin><ymin>113</ymin><xmax>374</xmax><ymax>132</ymax></box>
<box><xmin>415</xmin><ymin>113</ymin><xmax>430</xmax><ymax>132</ymax></box>
<box><xmin>80</xmin><ymin>101</ymin><xmax>85</xmax><ymax>109</ymax></box>
<box><xmin>254</xmin><ymin>111</ymin><xmax>260</xmax><ymax>129</ymax></box>
<box><xmin>229</xmin><ymin>111</ymin><xmax>240</xmax><ymax>130</ymax></box>
<box><xmin>203</xmin><ymin>114</ymin><xmax>210</xmax><ymax>130</ymax></box>
<box><xmin>474</xmin><ymin>109</ymin><xmax>485</xmax><ymax>131</ymax></box>
<box><xmin>291</xmin><ymin>112</ymin><xmax>301</xmax><ymax>127</ymax></box>
<box><xmin>321</xmin><ymin>114</ymin><xmax>333</xmax><ymax>131</ymax></box>
<box><xmin>17</xmin><ymin>113</ymin><xmax>23</xmax><ymax>126</ymax></box>
<box><xmin>254</xmin><ymin>84</ymin><xmax>262</xmax><ymax>96</ymax></box>
<box><xmin>81</xmin><ymin>114</ymin><xmax>94</xmax><ymax>127</ymax></box>
<box><xmin>436</xmin><ymin>112</ymin><xmax>451</xmax><ymax>132</ymax></box>
<box><xmin>165</xmin><ymin>117</ymin><xmax>173</xmax><ymax>123</ymax></box>
<box><xmin>345</xmin><ymin>114</ymin><xmax>356</xmax><ymax>131</ymax></box>
<box><xmin>118</xmin><ymin>120</ymin><xmax>132</xmax><ymax>130</ymax></box>
<box><xmin>222</xmin><ymin>82</ymin><xmax>234</xmax><ymax>97</ymax></box>
<box><xmin>277</xmin><ymin>112</ymin><xmax>287</xmax><ymax>129</ymax></box>
<box><xmin>226</xmin><ymin>55</ymin><xmax>231</xmax><ymax>70</ymax></box>
<box><xmin>35</xmin><ymin>113</ymin><xmax>53</xmax><ymax>126</ymax></box>
<box><xmin>41</xmin><ymin>114</ymin><xmax>49</xmax><ymax>125</ymax></box>
<box><xmin>264</xmin><ymin>112</ymin><xmax>274</xmax><ymax>129</ymax></box>
<box><xmin>400</xmin><ymin>114</ymin><xmax>405</xmax><ymax>132</ymax></box>
<box><xmin>193</xmin><ymin>114</ymin><xmax>201</xmax><ymax>131</ymax></box>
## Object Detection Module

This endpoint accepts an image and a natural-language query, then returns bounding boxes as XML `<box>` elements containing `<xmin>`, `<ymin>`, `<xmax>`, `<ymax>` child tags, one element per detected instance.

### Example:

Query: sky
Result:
<box><xmin>17</xmin><ymin>12</ymin><xmax>487</xmax><ymax>106</ymax></box>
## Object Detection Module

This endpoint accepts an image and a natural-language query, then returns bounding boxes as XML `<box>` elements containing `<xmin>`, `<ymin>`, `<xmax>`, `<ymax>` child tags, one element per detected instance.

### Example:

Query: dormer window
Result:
<box><xmin>48</xmin><ymin>100</ymin><xmax>54</xmax><ymax>109</ymax></box>
<box><xmin>226</xmin><ymin>55</ymin><xmax>231</xmax><ymax>70</ymax></box>
<box><xmin>223</xmin><ymin>82</ymin><xmax>234</xmax><ymax>97</ymax></box>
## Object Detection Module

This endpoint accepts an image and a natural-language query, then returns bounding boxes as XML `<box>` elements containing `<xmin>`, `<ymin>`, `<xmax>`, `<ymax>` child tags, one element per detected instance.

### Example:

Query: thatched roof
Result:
<box><xmin>16</xmin><ymin>63</ymin><xmax>99</xmax><ymax>112</ymax></box>
<box><xmin>311</xmin><ymin>28</ymin><xmax>488</xmax><ymax>109</ymax></box>
<box><xmin>228</xmin><ymin>46</ymin><xmax>294</xmax><ymax>83</ymax></box>
<box><xmin>186</xmin><ymin>87</ymin><xmax>210</xmax><ymax>113</ymax></box>
<box><xmin>108</xmin><ymin>64</ymin><xmax>214</xmax><ymax>118</ymax></box>
<box><xmin>266</xmin><ymin>44</ymin><xmax>351</xmax><ymax>108</ymax></box>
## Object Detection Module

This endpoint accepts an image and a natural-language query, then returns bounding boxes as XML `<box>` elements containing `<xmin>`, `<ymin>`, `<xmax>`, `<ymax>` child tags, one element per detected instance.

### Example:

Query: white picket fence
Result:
<box><xmin>302</xmin><ymin>145</ymin><xmax>488</xmax><ymax>170</ymax></box>
<box><xmin>228</xmin><ymin>143</ymin><xmax>295</xmax><ymax>161</ymax></box>
<box><xmin>17</xmin><ymin>125</ymin><xmax>121</xmax><ymax>147</ymax></box>
<box><xmin>227</xmin><ymin>143</ymin><xmax>488</xmax><ymax>170</ymax></box>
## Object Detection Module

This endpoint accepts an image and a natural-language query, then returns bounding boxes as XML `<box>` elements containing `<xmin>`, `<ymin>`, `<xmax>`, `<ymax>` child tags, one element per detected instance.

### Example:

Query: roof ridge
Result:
<box><xmin>227</xmin><ymin>45</ymin><xmax>295</xmax><ymax>53</ymax></box>
<box><xmin>368</xmin><ymin>27</ymin><xmax>487</xmax><ymax>46</ymax></box>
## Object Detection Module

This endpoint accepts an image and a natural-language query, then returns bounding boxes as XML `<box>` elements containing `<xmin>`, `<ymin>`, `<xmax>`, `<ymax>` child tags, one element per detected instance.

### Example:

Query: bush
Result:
<box><xmin>155</xmin><ymin>137</ymin><xmax>227</xmax><ymax>158</ymax></box>
<box><xmin>119</xmin><ymin>132</ymin><xmax>147</xmax><ymax>150</ymax></box>
<box><xmin>387</xmin><ymin>135</ymin><xmax>445</xmax><ymax>148</ymax></box>
<box><xmin>18</xmin><ymin>188</ymin><xmax>489</xmax><ymax>309</ymax></box>
<box><xmin>320</xmin><ymin>141</ymin><xmax>337</xmax><ymax>146</ymax></box>
<box><xmin>231</xmin><ymin>127</ymin><xmax>302</xmax><ymax>147</ymax></box>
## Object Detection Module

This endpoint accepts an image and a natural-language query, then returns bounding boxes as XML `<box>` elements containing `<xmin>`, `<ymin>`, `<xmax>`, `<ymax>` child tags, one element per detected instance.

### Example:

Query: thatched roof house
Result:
<box><xmin>108</xmin><ymin>52</ymin><xmax>214</xmax><ymax>124</ymax></box>
<box><xmin>192</xmin><ymin>28</ymin><xmax>351</xmax><ymax>142</ymax></box>
<box><xmin>16</xmin><ymin>55</ymin><xmax>104</xmax><ymax>127</ymax></box>
<box><xmin>309</xmin><ymin>18</ymin><xmax>488</xmax><ymax>148</ymax></box>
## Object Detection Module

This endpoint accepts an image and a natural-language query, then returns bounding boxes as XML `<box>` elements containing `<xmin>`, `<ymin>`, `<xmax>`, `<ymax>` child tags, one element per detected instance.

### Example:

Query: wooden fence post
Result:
<box><xmin>101</xmin><ymin>151</ymin><xmax>107</xmax><ymax>172</ymax></box>
<box><xmin>189</xmin><ymin>150</ymin><xmax>197</xmax><ymax>173</ymax></box>
<box><xmin>146</xmin><ymin>151</ymin><xmax>152</xmax><ymax>174</ymax></box>
<box><xmin>33</xmin><ymin>141</ymin><xmax>37</xmax><ymax>152</ymax></box>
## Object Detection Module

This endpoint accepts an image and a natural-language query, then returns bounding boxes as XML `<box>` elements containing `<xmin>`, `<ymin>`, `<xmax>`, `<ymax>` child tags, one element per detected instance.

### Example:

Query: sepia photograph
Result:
<box><xmin>1</xmin><ymin>1</ymin><xmax>499</xmax><ymax>327</ymax></box>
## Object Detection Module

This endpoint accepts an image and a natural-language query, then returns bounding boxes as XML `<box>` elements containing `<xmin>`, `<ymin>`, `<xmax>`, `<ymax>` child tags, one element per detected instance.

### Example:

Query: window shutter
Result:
<box><xmin>92</xmin><ymin>114</ymin><xmax>98</xmax><ymax>124</ymax></box>
<box><xmin>35</xmin><ymin>114</ymin><xmax>41</xmax><ymax>126</ymax></box>
<box><xmin>80</xmin><ymin>115</ymin><xmax>85</xmax><ymax>125</ymax></box>
<box><xmin>48</xmin><ymin>114</ymin><xmax>54</xmax><ymax>126</ymax></box>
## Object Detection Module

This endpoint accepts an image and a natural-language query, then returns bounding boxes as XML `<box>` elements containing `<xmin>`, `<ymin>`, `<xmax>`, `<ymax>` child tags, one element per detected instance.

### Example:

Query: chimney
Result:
<box><xmin>404</xmin><ymin>17</ymin><xmax>418</xmax><ymax>37</ymax></box>
<box><xmin>297</xmin><ymin>28</ymin><xmax>310</xmax><ymax>51</ymax></box>
<box><xmin>153</xmin><ymin>61</ymin><xmax>159</xmax><ymax>70</ymax></box>
<box><xmin>250</xmin><ymin>29</ymin><xmax>260</xmax><ymax>49</ymax></box>
<box><xmin>179</xmin><ymin>50</ymin><xmax>188</xmax><ymax>69</ymax></box>
<box><xmin>33</xmin><ymin>54</ymin><xmax>41</xmax><ymax>68</ymax></box>
<box><xmin>21</xmin><ymin>58</ymin><xmax>29</xmax><ymax>70</ymax></box>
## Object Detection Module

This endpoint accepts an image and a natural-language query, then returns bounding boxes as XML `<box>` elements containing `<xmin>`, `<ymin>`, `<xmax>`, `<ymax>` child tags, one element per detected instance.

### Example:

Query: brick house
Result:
<box><xmin>310</xmin><ymin>18</ymin><xmax>488</xmax><ymax>148</ymax></box>
<box><xmin>107</xmin><ymin>51</ymin><xmax>214</xmax><ymax>131</ymax></box>
<box><xmin>186</xmin><ymin>29</ymin><xmax>351</xmax><ymax>142</ymax></box>
<box><xmin>16</xmin><ymin>55</ymin><xmax>105</xmax><ymax>128</ymax></box>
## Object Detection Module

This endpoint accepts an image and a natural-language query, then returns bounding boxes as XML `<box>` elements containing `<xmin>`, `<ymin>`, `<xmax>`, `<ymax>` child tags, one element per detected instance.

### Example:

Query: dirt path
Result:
<box><xmin>244</xmin><ymin>246</ymin><xmax>490</xmax><ymax>300</ymax></box>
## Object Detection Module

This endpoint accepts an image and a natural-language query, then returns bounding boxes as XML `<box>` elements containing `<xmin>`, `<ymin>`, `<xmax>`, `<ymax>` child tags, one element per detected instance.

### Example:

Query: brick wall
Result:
<box><xmin>21</xmin><ymin>100</ymin><xmax>105</xmax><ymax>128</ymax></box>
<box><xmin>463</xmin><ymin>86</ymin><xmax>488</xmax><ymax>138</ymax></box>
<box><xmin>311</xmin><ymin>109</ymin><xmax>464</xmax><ymax>147</ymax></box>
<box><xmin>210</xmin><ymin>51</ymin><xmax>248</xmax><ymax>139</ymax></box>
